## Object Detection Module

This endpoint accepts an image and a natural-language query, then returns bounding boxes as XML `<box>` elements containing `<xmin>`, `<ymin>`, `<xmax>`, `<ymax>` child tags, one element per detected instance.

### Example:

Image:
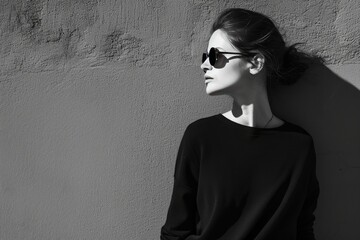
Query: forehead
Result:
<box><xmin>208</xmin><ymin>29</ymin><xmax>238</xmax><ymax>52</ymax></box>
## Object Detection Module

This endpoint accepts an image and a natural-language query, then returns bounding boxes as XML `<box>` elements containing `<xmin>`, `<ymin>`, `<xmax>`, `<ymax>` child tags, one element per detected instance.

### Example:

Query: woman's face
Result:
<box><xmin>200</xmin><ymin>29</ymin><xmax>254</xmax><ymax>96</ymax></box>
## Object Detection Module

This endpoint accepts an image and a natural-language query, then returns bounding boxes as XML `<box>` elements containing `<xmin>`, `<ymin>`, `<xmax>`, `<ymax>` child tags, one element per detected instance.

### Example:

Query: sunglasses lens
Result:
<box><xmin>202</xmin><ymin>48</ymin><xmax>218</xmax><ymax>66</ymax></box>
<box><xmin>202</xmin><ymin>53</ymin><xmax>207</xmax><ymax>63</ymax></box>
<box><xmin>209</xmin><ymin>48</ymin><xmax>216</xmax><ymax>66</ymax></box>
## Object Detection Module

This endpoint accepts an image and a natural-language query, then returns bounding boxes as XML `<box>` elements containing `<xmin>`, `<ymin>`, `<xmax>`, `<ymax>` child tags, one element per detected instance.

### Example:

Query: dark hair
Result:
<box><xmin>211</xmin><ymin>8</ymin><xmax>322</xmax><ymax>86</ymax></box>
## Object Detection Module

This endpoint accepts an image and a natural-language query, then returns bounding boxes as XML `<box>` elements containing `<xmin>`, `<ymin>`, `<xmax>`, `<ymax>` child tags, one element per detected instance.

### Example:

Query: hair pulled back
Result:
<box><xmin>211</xmin><ymin>8</ymin><xmax>320</xmax><ymax>86</ymax></box>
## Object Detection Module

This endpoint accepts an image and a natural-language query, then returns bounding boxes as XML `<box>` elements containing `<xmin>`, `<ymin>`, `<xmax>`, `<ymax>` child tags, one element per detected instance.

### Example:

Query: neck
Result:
<box><xmin>229</xmin><ymin>87</ymin><xmax>273</xmax><ymax>128</ymax></box>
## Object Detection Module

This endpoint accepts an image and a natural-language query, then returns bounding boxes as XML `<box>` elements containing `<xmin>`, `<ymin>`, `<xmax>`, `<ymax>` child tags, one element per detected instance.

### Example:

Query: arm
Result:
<box><xmin>297</xmin><ymin>140</ymin><xmax>320</xmax><ymax>240</ymax></box>
<box><xmin>160</xmin><ymin>125</ymin><xmax>200</xmax><ymax>240</ymax></box>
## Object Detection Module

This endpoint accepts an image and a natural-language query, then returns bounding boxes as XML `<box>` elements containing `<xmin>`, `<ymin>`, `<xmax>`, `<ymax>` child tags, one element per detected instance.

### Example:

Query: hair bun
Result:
<box><xmin>276</xmin><ymin>43</ymin><xmax>309</xmax><ymax>85</ymax></box>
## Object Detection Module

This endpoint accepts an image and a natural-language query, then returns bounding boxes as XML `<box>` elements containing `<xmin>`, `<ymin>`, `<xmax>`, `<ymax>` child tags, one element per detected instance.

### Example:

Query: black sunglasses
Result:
<box><xmin>202</xmin><ymin>47</ymin><xmax>251</xmax><ymax>66</ymax></box>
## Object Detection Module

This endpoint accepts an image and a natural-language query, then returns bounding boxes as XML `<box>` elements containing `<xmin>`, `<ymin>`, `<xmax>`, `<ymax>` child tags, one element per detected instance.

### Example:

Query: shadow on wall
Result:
<box><xmin>269</xmin><ymin>63</ymin><xmax>360</xmax><ymax>240</ymax></box>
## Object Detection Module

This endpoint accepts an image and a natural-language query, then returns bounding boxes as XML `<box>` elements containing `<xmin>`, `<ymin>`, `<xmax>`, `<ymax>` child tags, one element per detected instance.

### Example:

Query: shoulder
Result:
<box><xmin>282</xmin><ymin>120</ymin><xmax>315</xmax><ymax>148</ymax></box>
<box><xmin>185</xmin><ymin>114</ymin><xmax>219</xmax><ymax>134</ymax></box>
<box><xmin>180</xmin><ymin>114</ymin><xmax>220</xmax><ymax>142</ymax></box>
<box><xmin>284</xmin><ymin>121</ymin><xmax>312</xmax><ymax>136</ymax></box>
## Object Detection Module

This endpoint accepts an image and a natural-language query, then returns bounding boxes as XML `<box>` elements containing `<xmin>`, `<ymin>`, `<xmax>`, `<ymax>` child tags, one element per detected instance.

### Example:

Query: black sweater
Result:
<box><xmin>160</xmin><ymin>114</ymin><xmax>319</xmax><ymax>240</ymax></box>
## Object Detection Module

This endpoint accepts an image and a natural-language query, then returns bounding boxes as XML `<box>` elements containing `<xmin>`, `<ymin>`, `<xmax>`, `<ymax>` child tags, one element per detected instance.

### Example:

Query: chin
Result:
<box><xmin>205</xmin><ymin>88</ymin><xmax>225</xmax><ymax>96</ymax></box>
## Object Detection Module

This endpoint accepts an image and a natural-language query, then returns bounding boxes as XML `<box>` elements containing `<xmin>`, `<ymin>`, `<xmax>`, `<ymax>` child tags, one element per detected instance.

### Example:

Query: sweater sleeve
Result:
<box><xmin>160</xmin><ymin>125</ymin><xmax>200</xmax><ymax>240</ymax></box>
<box><xmin>297</xmin><ymin>140</ymin><xmax>320</xmax><ymax>240</ymax></box>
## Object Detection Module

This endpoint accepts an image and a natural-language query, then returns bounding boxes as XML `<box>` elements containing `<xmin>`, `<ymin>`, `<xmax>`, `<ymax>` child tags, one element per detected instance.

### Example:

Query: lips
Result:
<box><xmin>204</xmin><ymin>76</ymin><xmax>213</xmax><ymax>83</ymax></box>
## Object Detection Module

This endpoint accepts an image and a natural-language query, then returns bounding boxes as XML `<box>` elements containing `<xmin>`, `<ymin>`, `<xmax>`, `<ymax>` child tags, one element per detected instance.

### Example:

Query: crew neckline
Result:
<box><xmin>216</xmin><ymin>113</ymin><xmax>288</xmax><ymax>131</ymax></box>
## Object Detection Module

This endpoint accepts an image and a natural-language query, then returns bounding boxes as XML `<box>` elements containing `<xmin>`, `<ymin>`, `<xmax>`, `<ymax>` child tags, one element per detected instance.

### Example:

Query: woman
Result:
<box><xmin>160</xmin><ymin>8</ymin><xmax>320</xmax><ymax>240</ymax></box>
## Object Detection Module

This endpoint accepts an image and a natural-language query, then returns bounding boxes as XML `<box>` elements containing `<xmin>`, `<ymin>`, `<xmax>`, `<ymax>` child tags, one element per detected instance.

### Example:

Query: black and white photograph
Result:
<box><xmin>0</xmin><ymin>1</ymin><xmax>359</xmax><ymax>239</ymax></box>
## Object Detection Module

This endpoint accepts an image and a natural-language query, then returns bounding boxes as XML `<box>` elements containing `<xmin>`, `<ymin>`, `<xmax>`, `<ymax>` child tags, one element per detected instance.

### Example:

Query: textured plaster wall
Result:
<box><xmin>0</xmin><ymin>0</ymin><xmax>359</xmax><ymax>239</ymax></box>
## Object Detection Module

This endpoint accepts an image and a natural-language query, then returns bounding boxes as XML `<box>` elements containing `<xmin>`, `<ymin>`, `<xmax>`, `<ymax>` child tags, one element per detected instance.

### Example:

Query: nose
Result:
<box><xmin>201</xmin><ymin>57</ymin><xmax>212</xmax><ymax>73</ymax></box>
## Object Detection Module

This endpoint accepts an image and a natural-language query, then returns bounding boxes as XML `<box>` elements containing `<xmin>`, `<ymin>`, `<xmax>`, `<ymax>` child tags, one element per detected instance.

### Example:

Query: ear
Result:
<box><xmin>249</xmin><ymin>53</ymin><xmax>265</xmax><ymax>75</ymax></box>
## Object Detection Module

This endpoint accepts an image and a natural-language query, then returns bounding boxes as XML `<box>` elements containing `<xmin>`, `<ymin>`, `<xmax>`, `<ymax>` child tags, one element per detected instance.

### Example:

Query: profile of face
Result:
<box><xmin>200</xmin><ymin>29</ymin><xmax>263</xmax><ymax>97</ymax></box>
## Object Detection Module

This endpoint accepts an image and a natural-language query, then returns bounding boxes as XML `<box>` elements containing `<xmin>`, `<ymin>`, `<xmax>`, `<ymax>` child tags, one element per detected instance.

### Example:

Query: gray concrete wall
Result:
<box><xmin>0</xmin><ymin>0</ymin><xmax>359</xmax><ymax>239</ymax></box>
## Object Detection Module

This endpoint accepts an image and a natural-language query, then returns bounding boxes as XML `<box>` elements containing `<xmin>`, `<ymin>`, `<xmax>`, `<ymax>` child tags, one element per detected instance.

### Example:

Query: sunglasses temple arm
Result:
<box><xmin>220</xmin><ymin>51</ymin><xmax>251</xmax><ymax>57</ymax></box>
